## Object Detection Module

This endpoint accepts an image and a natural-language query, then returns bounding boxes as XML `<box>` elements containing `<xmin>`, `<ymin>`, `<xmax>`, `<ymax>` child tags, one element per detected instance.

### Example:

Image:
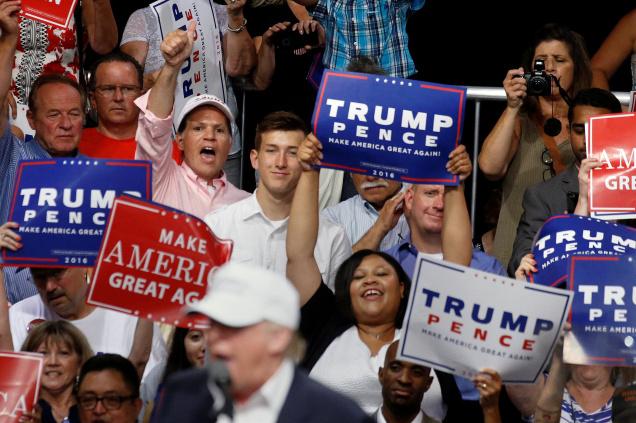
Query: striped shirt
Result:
<box><xmin>0</xmin><ymin>127</ymin><xmax>81</xmax><ymax>303</ymax></box>
<box><xmin>312</xmin><ymin>0</ymin><xmax>426</xmax><ymax>78</ymax></box>
<box><xmin>321</xmin><ymin>194</ymin><xmax>409</xmax><ymax>251</ymax></box>
<box><xmin>560</xmin><ymin>389</ymin><xmax>612</xmax><ymax>423</ymax></box>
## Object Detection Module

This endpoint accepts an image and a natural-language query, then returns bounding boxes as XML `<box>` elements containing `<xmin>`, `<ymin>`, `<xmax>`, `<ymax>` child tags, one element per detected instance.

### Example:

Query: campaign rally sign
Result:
<box><xmin>20</xmin><ymin>0</ymin><xmax>79</xmax><ymax>29</ymax></box>
<box><xmin>151</xmin><ymin>0</ymin><xmax>226</xmax><ymax>132</ymax></box>
<box><xmin>588</xmin><ymin>113</ymin><xmax>636</xmax><ymax>217</ymax></box>
<box><xmin>87</xmin><ymin>196</ymin><xmax>232</xmax><ymax>327</ymax></box>
<box><xmin>0</xmin><ymin>352</ymin><xmax>43</xmax><ymax>422</ymax></box>
<box><xmin>311</xmin><ymin>71</ymin><xmax>466</xmax><ymax>184</ymax></box>
<box><xmin>2</xmin><ymin>159</ymin><xmax>151</xmax><ymax>268</ymax></box>
<box><xmin>530</xmin><ymin>215</ymin><xmax>636</xmax><ymax>287</ymax></box>
<box><xmin>398</xmin><ymin>256</ymin><xmax>572</xmax><ymax>383</ymax></box>
<box><xmin>564</xmin><ymin>254</ymin><xmax>636</xmax><ymax>366</ymax></box>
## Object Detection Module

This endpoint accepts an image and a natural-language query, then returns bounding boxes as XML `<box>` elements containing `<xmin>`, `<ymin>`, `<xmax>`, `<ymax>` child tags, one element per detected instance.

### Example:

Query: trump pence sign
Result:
<box><xmin>399</xmin><ymin>256</ymin><xmax>572</xmax><ymax>383</ymax></box>
<box><xmin>564</xmin><ymin>255</ymin><xmax>636</xmax><ymax>366</ymax></box>
<box><xmin>312</xmin><ymin>71</ymin><xmax>466</xmax><ymax>185</ymax></box>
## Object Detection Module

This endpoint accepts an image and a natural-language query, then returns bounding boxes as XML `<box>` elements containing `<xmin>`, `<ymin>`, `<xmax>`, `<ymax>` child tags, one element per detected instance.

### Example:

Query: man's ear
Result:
<box><xmin>250</xmin><ymin>149</ymin><xmax>259</xmax><ymax>171</ymax></box>
<box><xmin>175</xmin><ymin>133</ymin><xmax>185</xmax><ymax>151</ymax></box>
<box><xmin>26</xmin><ymin>109</ymin><xmax>36</xmax><ymax>130</ymax></box>
<box><xmin>424</xmin><ymin>375</ymin><xmax>434</xmax><ymax>392</ymax></box>
<box><xmin>404</xmin><ymin>186</ymin><xmax>415</xmax><ymax>213</ymax></box>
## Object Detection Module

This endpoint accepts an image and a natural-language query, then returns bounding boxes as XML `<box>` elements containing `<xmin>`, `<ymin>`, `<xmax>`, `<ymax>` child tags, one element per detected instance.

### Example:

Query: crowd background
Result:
<box><xmin>409</xmin><ymin>0</ymin><xmax>634</xmax><ymax>239</ymax></box>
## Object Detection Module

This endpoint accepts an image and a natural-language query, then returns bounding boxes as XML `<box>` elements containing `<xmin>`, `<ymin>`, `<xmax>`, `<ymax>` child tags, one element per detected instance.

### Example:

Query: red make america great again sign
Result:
<box><xmin>87</xmin><ymin>196</ymin><xmax>232</xmax><ymax>327</ymax></box>
<box><xmin>0</xmin><ymin>352</ymin><xmax>43</xmax><ymax>422</ymax></box>
<box><xmin>20</xmin><ymin>0</ymin><xmax>79</xmax><ymax>29</ymax></box>
<box><xmin>588</xmin><ymin>113</ymin><xmax>636</xmax><ymax>215</ymax></box>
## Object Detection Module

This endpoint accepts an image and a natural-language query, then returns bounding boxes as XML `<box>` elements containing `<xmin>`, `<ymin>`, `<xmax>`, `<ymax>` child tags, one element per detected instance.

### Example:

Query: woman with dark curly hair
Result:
<box><xmin>478</xmin><ymin>23</ymin><xmax>593</xmax><ymax>272</ymax></box>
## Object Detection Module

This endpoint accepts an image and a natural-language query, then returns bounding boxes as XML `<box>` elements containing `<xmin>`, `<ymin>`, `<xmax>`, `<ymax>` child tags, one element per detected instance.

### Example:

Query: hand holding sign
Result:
<box><xmin>297</xmin><ymin>133</ymin><xmax>323</xmax><ymax>171</ymax></box>
<box><xmin>161</xmin><ymin>21</ymin><xmax>196</xmax><ymax>69</ymax></box>
<box><xmin>575</xmin><ymin>156</ymin><xmax>602</xmax><ymax>215</ymax></box>
<box><xmin>0</xmin><ymin>221</ymin><xmax>21</xmax><ymax>251</ymax></box>
<box><xmin>446</xmin><ymin>144</ymin><xmax>472</xmax><ymax>182</ymax></box>
<box><xmin>0</xmin><ymin>0</ymin><xmax>20</xmax><ymax>37</ymax></box>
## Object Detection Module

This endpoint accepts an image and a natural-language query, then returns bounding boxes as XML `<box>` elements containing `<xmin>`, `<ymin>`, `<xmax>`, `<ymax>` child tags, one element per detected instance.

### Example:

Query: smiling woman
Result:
<box><xmin>286</xmin><ymin>134</ymin><xmax>473</xmax><ymax>419</ymax></box>
<box><xmin>21</xmin><ymin>321</ymin><xmax>94</xmax><ymax>423</ymax></box>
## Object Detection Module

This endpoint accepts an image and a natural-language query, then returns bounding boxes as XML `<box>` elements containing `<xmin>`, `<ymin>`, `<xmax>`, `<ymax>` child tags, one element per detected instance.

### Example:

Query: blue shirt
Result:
<box><xmin>313</xmin><ymin>0</ymin><xmax>425</xmax><ymax>78</ymax></box>
<box><xmin>383</xmin><ymin>235</ymin><xmax>507</xmax><ymax>401</ymax></box>
<box><xmin>321</xmin><ymin>194</ymin><xmax>409</xmax><ymax>251</ymax></box>
<box><xmin>0</xmin><ymin>127</ymin><xmax>80</xmax><ymax>303</ymax></box>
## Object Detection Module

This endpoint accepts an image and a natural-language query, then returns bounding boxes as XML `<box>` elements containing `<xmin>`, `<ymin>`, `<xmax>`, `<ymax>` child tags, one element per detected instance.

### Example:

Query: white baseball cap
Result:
<box><xmin>186</xmin><ymin>262</ymin><xmax>300</xmax><ymax>330</ymax></box>
<box><xmin>175</xmin><ymin>94</ymin><xmax>234</xmax><ymax>131</ymax></box>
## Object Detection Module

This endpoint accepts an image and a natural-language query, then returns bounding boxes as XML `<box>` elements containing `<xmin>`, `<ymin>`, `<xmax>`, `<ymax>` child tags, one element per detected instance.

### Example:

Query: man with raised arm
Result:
<box><xmin>134</xmin><ymin>23</ymin><xmax>249</xmax><ymax>218</ymax></box>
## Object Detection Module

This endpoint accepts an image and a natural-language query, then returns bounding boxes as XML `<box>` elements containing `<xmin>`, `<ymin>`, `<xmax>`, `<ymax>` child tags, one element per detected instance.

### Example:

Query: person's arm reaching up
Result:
<box><xmin>148</xmin><ymin>22</ymin><xmax>195</xmax><ymax>119</ymax></box>
<box><xmin>442</xmin><ymin>145</ymin><xmax>473</xmax><ymax>266</ymax></box>
<box><xmin>82</xmin><ymin>0</ymin><xmax>118</xmax><ymax>54</ymax></box>
<box><xmin>591</xmin><ymin>9</ymin><xmax>636</xmax><ymax>90</ymax></box>
<box><xmin>0</xmin><ymin>0</ymin><xmax>20</xmax><ymax>135</ymax></box>
<box><xmin>286</xmin><ymin>133</ymin><xmax>322</xmax><ymax>306</ymax></box>
<box><xmin>223</xmin><ymin>0</ymin><xmax>256</xmax><ymax>77</ymax></box>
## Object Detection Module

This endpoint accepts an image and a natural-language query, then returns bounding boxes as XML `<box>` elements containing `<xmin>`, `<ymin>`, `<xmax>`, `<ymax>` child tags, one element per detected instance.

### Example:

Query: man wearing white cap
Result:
<box><xmin>152</xmin><ymin>262</ymin><xmax>373</xmax><ymax>423</ymax></box>
<box><xmin>134</xmin><ymin>23</ymin><xmax>249</xmax><ymax>219</ymax></box>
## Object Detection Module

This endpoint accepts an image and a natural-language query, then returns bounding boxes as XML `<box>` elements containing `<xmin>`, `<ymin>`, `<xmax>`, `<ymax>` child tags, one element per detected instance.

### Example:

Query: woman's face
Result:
<box><xmin>349</xmin><ymin>255</ymin><xmax>404</xmax><ymax>325</ymax></box>
<box><xmin>184</xmin><ymin>330</ymin><xmax>206</xmax><ymax>368</ymax></box>
<box><xmin>533</xmin><ymin>40</ymin><xmax>574</xmax><ymax>96</ymax></box>
<box><xmin>37</xmin><ymin>340</ymin><xmax>82</xmax><ymax>395</ymax></box>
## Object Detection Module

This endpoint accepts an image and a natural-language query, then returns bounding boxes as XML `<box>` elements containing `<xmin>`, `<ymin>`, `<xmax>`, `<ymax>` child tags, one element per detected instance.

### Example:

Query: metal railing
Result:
<box><xmin>466</xmin><ymin>87</ymin><xmax>630</xmax><ymax>235</ymax></box>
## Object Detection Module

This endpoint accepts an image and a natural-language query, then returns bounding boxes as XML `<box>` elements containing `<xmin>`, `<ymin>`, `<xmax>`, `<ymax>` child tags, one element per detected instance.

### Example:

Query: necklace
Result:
<box><xmin>357</xmin><ymin>325</ymin><xmax>395</xmax><ymax>341</ymax></box>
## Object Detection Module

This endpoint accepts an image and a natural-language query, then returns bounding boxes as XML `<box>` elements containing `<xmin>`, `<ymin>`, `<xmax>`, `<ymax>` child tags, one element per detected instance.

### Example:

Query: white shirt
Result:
<box><xmin>204</xmin><ymin>193</ymin><xmax>352</xmax><ymax>289</ymax></box>
<box><xmin>229</xmin><ymin>359</ymin><xmax>294</xmax><ymax>423</ymax></box>
<box><xmin>309</xmin><ymin>327</ymin><xmax>446</xmax><ymax>421</ymax></box>
<box><xmin>9</xmin><ymin>294</ymin><xmax>167</xmax><ymax>381</ymax></box>
<box><xmin>376</xmin><ymin>408</ymin><xmax>429</xmax><ymax>423</ymax></box>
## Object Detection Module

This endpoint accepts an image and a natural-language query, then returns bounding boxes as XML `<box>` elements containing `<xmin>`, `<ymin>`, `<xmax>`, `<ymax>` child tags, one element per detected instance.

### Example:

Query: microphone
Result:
<box><xmin>206</xmin><ymin>357</ymin><xmax>234</xmax><ymax>421</ymax></box>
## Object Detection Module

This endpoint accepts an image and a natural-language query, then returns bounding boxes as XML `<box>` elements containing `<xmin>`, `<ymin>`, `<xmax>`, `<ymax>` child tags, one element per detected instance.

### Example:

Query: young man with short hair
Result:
<box><xmin>205</xmin><ymin>111</ymin><xmax>351</xmax><ymax>288</ymax></box>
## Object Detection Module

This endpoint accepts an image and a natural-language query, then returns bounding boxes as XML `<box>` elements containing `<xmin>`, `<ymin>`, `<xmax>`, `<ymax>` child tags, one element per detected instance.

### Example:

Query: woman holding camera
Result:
<box><xmin>477</xmin><ymin>23</ymin><xmax>592</xmax><ymax>271</ymax></box>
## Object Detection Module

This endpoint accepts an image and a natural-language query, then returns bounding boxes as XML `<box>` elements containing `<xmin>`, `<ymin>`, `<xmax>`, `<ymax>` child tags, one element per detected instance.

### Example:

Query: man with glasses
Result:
<box><xmin>79</xmin><ymin>52</ymin><xmax>143</xmax><ymax>159</ymax></box>
<box><xmin>80</xmin><ymin>51</ymin><xmax>182</xmax><ymax>161</ymax></box>
<box><xmin>77</xmin><ymin>353</ymin><xmax>142</xmax><ymax>423</ymax></box>
<box><xmin>509</xmin><ymin>88</ymin><xmax>623</xmax><ymax>276</ymax></box>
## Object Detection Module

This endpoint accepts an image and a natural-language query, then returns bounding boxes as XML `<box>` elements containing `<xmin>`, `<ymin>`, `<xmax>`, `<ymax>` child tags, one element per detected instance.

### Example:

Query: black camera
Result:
<box><xmin>519</xmin><ymin>59</ymin><xmax>553</xmax><ymax>96</ymax></box>
<box><xmin>270</xmin><ymin>28</ymin><xmax>318</xmax><ymax>51</ymax></box>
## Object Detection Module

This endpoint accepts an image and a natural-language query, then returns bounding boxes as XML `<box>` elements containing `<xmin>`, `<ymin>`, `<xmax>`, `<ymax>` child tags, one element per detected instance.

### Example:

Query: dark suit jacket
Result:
<box><xmin>508</xmin><ymin>164</ymin><xmax>579</xmax><ymax>275</ymax></box>
<box><xmin>151</xmin><ymin>365</ymin><xmax>374</xmax><ymax>423</ymax></box>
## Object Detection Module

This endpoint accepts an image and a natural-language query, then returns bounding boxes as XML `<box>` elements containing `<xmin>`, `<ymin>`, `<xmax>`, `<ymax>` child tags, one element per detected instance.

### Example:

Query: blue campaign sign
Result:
<box><xmin>531</xmin><ymin>215</ymin><xmax>636</xmax><ymax>287</ymax></box>
<box><xmin>311</xmin><ymin>71</ymin><xmax>466</xmax><ymax>185</ymax></box>
<box><xmin>564</xmin><ymin>254</ymin><xmax>636</xmax><ymax>366</ymax></box>
<box><xmin>2</xmin><ymin>159</ymin><xmax>152</xmax><ymax>267</ymax></box>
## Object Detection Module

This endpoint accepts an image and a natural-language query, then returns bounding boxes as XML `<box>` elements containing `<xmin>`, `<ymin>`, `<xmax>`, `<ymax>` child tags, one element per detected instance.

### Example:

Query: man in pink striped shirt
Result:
<box><xmin>134</xmin><ymin>23</ymin><xmax>249</xmax><ymax>218</ymax></box>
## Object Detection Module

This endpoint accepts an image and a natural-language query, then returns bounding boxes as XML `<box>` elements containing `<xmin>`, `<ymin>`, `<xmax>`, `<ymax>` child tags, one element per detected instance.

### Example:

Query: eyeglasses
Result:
<box><xmin>94</xmin><ymin>85</ymin><xmax>140</xmax><ymax>97</ymax></box>
<box><xmin>77</xmin><ymin>394</ymin><xmax>137</xmax><ymax>410</ymax></box>
<box><xmin>542</xmin><ymin>147</ymin><xmax>556</xmax><ymax>181</ymax></box>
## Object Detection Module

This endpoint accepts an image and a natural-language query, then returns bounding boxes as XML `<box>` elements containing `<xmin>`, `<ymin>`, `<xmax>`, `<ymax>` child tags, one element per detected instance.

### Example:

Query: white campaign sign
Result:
<box><xmin>151</xmin><ymin>0</ymin><xmax>225</xmax><ymax>121</ymax></box>
<box><xmin>398</xmin><ymin>255</ymin><xmax>572</xmax><ymax>383</ymax></box>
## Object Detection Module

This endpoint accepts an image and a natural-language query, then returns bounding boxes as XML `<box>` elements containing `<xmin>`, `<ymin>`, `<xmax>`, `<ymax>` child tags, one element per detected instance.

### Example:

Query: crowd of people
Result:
<box><xmin>0</xmin><ymin>0</ymin><xmax>635</xmax><ymax>422</ymax></box>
